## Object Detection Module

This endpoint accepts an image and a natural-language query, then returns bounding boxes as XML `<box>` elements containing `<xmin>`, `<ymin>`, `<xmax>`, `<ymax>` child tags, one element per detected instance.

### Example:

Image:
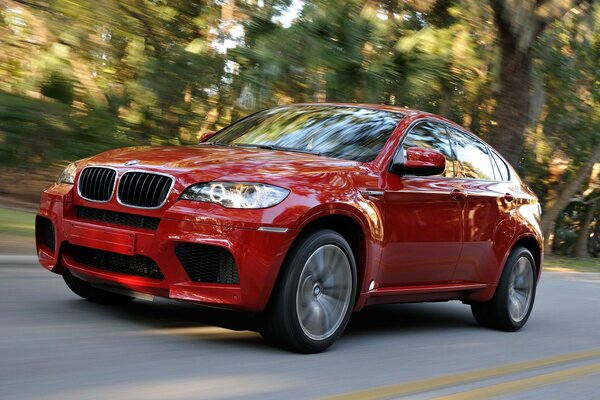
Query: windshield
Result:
<box><xmin>207</xmin><ymin>106</ymin><xmax>404</xmax><ymax>162</ymax></box>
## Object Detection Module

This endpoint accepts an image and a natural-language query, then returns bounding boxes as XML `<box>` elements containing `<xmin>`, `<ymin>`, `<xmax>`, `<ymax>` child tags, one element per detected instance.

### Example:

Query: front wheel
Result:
<box><xmin>471</xmin><ymin>246</ymin><xmax>537</xmax><ymax>331</ymax></box>
<box><xmin>262</xmin><ymin>229</ymin><xmax>357</xmax><ymax>353</ymax></box>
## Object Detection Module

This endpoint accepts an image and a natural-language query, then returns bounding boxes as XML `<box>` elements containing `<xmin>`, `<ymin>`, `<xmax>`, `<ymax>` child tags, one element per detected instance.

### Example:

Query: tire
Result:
<box><xmin>262</xmin><ymin>229</ymin><xmax>357</xmax><ymax>353</ymax></box>
<box><xmin>471</xmin><ymin>246</ymin><xmax>537</xmax><ymax>331</ymax></box>
<box><xmin>63</xmin><ymin>273</ymin><xmax>134</xmax><ymax>305</ymax></box>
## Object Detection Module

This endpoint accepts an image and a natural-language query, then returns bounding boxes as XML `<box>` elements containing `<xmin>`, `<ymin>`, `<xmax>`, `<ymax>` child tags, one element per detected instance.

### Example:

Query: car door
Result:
<box><xmin>378</xmin><ymin>120</ymin><xmax>465</xmax><ymax>287</ymax></box>
<box><xmin>448</xmin><ymin>127</ymin><xmax>514</xmax><ymax>283</ymax></box>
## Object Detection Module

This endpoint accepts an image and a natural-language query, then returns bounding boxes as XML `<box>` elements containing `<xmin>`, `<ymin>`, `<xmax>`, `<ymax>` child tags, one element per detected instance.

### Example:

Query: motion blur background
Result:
<box><xmin>0</xmin><ymin>0</ymin><xmax>598</xmax><ymax>263</ymax></box>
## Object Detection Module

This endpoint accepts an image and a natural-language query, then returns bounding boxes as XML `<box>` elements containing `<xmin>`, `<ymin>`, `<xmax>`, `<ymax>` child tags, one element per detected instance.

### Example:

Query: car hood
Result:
<box><xmin>83</xmin><ymin>144</ymin><xmax>364</xmax><ymax>183</ymax></box>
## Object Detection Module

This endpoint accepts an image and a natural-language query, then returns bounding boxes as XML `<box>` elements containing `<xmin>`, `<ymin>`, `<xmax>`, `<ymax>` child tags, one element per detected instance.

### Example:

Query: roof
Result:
<box><xmin>284</xmin><ymin>102</ymin><xmax>469</xmax><ymax>131</ymax></box>
<box><xmin>290</xmin><ymin>102</ymin><xmax>420</xmax><ymax>115</ymax></box>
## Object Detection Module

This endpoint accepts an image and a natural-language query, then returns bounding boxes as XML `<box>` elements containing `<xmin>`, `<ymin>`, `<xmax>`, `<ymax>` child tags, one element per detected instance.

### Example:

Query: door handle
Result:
<box><xmin>504</xmin><ymin>193</ymin><xmax>515</xmax><ymax>202</ymax></box>
<box><xmin>450</xmin><ymin>189</ymin><xmax>467</xmax><ymax>200</ymax></box>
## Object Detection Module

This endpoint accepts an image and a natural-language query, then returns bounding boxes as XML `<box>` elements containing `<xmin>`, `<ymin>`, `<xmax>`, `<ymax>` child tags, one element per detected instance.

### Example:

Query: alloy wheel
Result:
<box><xmin>507</xmin><ymin>256</ymin><xmax>534</xmax><ymax>323</ymax></box>
<box><xmin>295</xmin><ymin>244</ymin><xmax>353</xmax><ymax>341</ymax></box>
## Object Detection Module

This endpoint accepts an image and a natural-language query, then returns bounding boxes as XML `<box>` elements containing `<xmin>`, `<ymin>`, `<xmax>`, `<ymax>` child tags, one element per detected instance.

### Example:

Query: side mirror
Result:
<box><xmin>198</xmin><ymin>130</ymin><xmax>217</xmax><ymax>143</ymax></box>
<box><xmin>391</xmin><ymin>147</ymin><xmax>446</xmax><ymax>176</ymax></box>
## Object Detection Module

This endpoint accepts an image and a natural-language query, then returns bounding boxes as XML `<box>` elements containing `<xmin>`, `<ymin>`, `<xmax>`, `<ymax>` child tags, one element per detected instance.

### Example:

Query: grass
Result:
<box><xmin>544</xmin><ymin>254</ymin><xmax>600</xmax><ymax>272</ymax></box>
<box><xmin>0</xmin><ymin>207</ymin><xmax>35</xmax><ymax>237</ymax></box>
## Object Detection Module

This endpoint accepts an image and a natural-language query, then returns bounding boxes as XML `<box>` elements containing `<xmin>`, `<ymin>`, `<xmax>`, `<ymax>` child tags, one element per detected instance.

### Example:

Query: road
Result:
<box><xmin>1</xmin><ymin>261</ymin><xmax>600</xmax><ymax>400</ymax></box>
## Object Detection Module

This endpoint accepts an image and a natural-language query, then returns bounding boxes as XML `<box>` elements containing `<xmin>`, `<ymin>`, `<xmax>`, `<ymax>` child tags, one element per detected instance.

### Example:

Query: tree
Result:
<box><xmin>1</xmin><ymin>0</ymin><xmax>599</xmax><ymax>260</ymax></box>
<box><xmin>524</xmin><ymin>2</ymin><xmax>600</xmax><ymax>253</ymax></box>
<box><xmin>541</xmin><ymin>148</ymin><xmax>600</xmax><ymax>251</ymax></box>
<box><xmin>487</xmin><ymin>0</ymin><xmax>593</xmax><ymax>168</ymax></box>
<box><xmin>574</xmin><ymin>198</ymin><xmax>598</xmax><ymax>257</ymax></box>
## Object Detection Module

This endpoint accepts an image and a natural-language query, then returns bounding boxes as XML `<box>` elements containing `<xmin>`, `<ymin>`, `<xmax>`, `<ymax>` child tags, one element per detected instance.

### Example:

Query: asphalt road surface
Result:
<box><xmin>2</xmin><ymin>260</ymin><xmax>600</xmax><ymax>400</ymax></box>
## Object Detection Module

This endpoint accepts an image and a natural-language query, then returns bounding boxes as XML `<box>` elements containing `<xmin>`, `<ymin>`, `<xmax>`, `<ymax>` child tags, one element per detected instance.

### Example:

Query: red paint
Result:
<box><xmin>197</xmin><ymin>130</ymin><xmax>216</xmax><ymax>143</ymax></box>
<box><xmin>36</xmin><ymin>105</ymin><xmax>543</xmax><ymax>312</ymax></box>
<box><xmin>402</xmin><ymin>147</ymin><xmax>446</xmax><ymax>175</ymax></box>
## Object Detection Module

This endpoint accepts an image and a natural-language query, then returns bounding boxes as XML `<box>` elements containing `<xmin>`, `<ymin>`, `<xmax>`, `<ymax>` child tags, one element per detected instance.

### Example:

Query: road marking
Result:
<box><xmin>323</xmin><ymin>348</ymin><xmax>600</xmax><ymax>400</ymax></box>
<box><xmin>434</xmin><ymin>362</ymin><xmax>600</xmax><ymax>400</ymax></box>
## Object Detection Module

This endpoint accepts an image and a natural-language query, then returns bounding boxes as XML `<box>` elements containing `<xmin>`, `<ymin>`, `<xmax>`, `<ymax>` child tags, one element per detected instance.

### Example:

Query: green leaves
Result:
<box><xmin>0</xmin><ymin>0</ymin><xmax>598</xmax><ymax>212</ymax></box>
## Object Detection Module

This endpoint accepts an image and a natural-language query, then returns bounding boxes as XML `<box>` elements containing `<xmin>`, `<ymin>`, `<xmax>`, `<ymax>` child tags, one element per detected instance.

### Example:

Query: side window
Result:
<box><xmin>491</xmin><ymin>151</ymin><xmax>510</xmax><ymax>181</ymax></box>
<box><xmin>491</xmin><ymin>156</ymin><xmax>503</xmax><ymax>181</ymax></box>
<box><xmin>402</xmin><ymin>121</ymin><xmax>454</xmax><ymax>177</ymax></box>
<box><xmin>450</xmin><ymin>128</ymin><xmax>495</xmax><ymax>180</ymax></box>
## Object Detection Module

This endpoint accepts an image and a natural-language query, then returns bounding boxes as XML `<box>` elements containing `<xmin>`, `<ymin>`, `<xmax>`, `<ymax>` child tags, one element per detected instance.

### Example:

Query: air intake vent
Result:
<box><xmin>78</xmin><ymin>167</ymin><xmax>116</xmax><ymax>202</ymax></box>
<box><xmin>76</xmin><ymin>206</ymin><xmax>160</xmax><ymax>230</ymax></box>
<box><xmin>117</xmin><ymin>171</ymin><xmax>173</xmax><ymax>208</ymax></box>
<box><xmin>36</xmin><ymin>216</ymin><xmax>55</xmax><ymax>253</ymax></box>
<box><xmin>175</xmin><ymin>243</ymin><xmax>239</xmax><ymax>284</ymax></box>
<box><xmin>69</xmin><ymin>244</ymin><xmax>164</xmax><ymax>280</ymax></box>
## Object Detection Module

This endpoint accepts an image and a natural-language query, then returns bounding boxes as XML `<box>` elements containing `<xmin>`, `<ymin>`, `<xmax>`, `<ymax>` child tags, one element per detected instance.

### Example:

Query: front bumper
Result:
<box><xmin>36</xmin><ymin>185</ymin><xmax>297</xmax><ymax>312</ymax></box>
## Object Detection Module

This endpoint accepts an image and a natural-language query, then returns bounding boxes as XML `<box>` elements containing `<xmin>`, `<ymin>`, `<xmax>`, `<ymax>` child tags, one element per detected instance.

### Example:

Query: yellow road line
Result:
<box><xmin>323</xmin><ymin>348</ymin><xmax>600</xmax><ymax>400</ymax></box>
<box><xmin>434</xmin><ymin>362</ymin><xmax>600</xmax><ymax>400</ymax></box>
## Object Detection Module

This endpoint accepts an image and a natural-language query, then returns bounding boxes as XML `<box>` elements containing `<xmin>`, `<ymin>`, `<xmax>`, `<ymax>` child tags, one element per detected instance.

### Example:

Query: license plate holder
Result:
<box><xmin>69</xmin><ymin>223</ymin><xmax>136</xmax><ymax>255</ymax></box>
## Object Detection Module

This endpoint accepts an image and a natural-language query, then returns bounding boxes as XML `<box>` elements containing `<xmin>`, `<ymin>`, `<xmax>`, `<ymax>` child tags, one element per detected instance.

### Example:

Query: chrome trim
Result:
<box><xmin>116</xmin><ymin>169</ymin><xmax>176</xmax><ymax>210</ymax></box>
<box><xmin>76</xmin><ymin>166</ymin><xmax>118</xmax><ymax>203</ymax></box>
<box><xmin>257</xmin><ymin>226</ymin><xmax>289</xmax><ymax>233</ymax></box>
<box><xmin>360</xmin><ymin>189</ymin><xmax>385</xmax><ymax>197</ymax></box>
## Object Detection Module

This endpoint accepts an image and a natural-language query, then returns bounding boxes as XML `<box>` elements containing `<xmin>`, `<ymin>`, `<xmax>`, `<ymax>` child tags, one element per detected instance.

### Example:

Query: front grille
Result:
<box><xmin>36</xmin><ymin>216</ymin><xmax>55</xmax><ymax>252</ymax></box>
<box><xmin>175</xmin><ymin>243</ymin><xmax>239</xmax><ymax>284</ymax></box>
<box><xmin>69</xmin><ymin>244</ymin><xmax>164</xmax><ymax>280</ymax></box>
<box><xmin>78</xmin><ymin>167</ymin><xmax>116</xmax><ymax>202</ymax></box>
<box><xmin>117</xmin><ymin>171</ymin><xmax>173</xmax><ymax>208</ymax></box>
<box><xmin>76</xmin><ymin>206</ymin><xmax>160</xmax><ymax>230</ymax></box>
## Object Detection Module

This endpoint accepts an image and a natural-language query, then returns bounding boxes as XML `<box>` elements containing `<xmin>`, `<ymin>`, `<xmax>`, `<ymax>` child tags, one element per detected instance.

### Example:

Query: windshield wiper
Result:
<box><xmin>203</xmin><ymin>142</ymin><xmax>231</xmax><ymax>147</ymax></box>
<box><xmin>234</xmin><ymin>143</ymin><xmax>323</xmax><ymax>156</ymax></box>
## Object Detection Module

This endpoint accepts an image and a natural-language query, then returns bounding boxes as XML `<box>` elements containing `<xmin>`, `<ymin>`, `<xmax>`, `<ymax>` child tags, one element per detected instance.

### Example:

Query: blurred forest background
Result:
<box><xmin>0</xmin><ymin>0</ymin><xmax>598</xmax><ymax>258</ymax></box>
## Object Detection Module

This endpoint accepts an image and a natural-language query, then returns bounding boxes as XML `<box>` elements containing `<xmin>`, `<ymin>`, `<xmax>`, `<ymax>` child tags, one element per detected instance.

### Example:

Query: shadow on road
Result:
<box><xmin>59</xmin><ymin>296</ymin><xmax>272</xmax><ymax>349</ymax></box>
<box><xmin>55</xmin><ymin>295</ymin><xmax>478</xmax><ymax>349</ymax></box>
<box><xmin>346</xmin><ymin>303</ymin><xmax>477</xmax><ymax>336</ymax></box>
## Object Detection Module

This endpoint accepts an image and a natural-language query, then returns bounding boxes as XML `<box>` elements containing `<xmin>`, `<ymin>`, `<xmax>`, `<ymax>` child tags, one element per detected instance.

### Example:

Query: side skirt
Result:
<box><xmin>363</xmin><ymin>282</ymin><xmax>490</xmax><ymax>306</ymax></box>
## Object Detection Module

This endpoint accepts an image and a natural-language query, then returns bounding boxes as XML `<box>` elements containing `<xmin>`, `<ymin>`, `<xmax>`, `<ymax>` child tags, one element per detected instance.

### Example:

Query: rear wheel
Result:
<box><xmin>471</xmin><ymin>246</ymin><xmax>536</xmax><ymax>331</ymax></box>
<box><xmin>63</xmin><ymin>273</ymin><xmax>134</xmax><ymax>304</ymax></box>
<box><xmin>262</xmin><ymin>229</ymin><xmax>356</xmax><ymax>353</ymax></box>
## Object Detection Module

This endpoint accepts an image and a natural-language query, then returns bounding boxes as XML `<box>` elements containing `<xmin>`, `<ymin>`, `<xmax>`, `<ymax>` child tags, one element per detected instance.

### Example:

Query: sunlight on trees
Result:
<box><xmin>0</xmin><ymin>0</ymin><xmax>598</xmax><ymax>257</ymax></box>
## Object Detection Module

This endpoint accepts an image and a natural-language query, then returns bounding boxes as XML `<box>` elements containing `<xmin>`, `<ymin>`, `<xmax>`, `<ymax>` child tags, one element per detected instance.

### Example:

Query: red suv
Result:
<box><xmin>36</xmin><ymin>104</ymin><xmax>542</xmax><ymax>353</ymax></box>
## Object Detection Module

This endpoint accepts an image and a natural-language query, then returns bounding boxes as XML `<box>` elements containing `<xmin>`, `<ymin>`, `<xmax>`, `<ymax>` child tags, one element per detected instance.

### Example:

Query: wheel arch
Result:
<box><xmin>298</xmin><ymin>213</ymin><xmax>368</xmax><ymax>294</ymax></box>
<box><xmin>468</xmin><ymin>233</ymin><xmax>543</xmax><ymax>304</ymax></box>
<box><xmin>512</xmin><ymin>235</ymin><xmax>543</xmax><ymax>280</ymax></box>
<box><xmin>266</xmin><ymin>209</ymin><xmax>373</xmax><ymax>313</ymax></box>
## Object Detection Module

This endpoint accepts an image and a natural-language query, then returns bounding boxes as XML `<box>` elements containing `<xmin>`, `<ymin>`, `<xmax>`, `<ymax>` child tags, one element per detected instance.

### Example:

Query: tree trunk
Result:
<box><xmin>541</xmin><ymin>145</ymin><xmax>600</xmax><ymax>253</ymax></box>
<box><xmin>487</xmin><ymin>0</ymin><xmax>590</xmax><ymax>168</ymax></box>
<box><xmin>574</xmin><ymin>200</ymin><xmax>597</xmax><ymax>258</ymax></box>
<box><xmin>487</xmin><ymin>28</ymin><xmax>532</xmax><ymax>169</ymax></box>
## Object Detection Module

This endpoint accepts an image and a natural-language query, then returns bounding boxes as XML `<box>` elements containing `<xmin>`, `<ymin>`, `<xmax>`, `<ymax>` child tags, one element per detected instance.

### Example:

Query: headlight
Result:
<box><xmin>57</xmin><ymin>162</ymin><xmax>77</xmax><ymax>184</ymax></box>
<box><xmin>181</xmin><ymin>182</ymin><xmax>289</xmax><ymax>208</ymax></box>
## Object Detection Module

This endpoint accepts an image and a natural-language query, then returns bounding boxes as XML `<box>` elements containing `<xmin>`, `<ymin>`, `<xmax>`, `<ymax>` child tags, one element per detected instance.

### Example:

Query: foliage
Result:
<box><xmin>0</xmin><ymin>0</ymin><xmax>598</xmax><ymax>257</ymax></box>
